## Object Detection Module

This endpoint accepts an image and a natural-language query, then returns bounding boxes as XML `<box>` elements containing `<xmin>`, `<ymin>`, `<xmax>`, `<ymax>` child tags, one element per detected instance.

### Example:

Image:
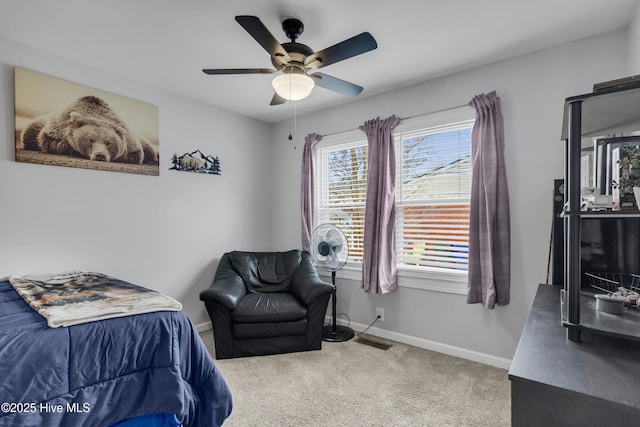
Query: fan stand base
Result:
<box><xmin>321</xmin><ymin>269</ymin><xmax>353</xmax><ymax>342</ymax></box>
<box><xmin>322</xmin><ymin>325</ymin><xmax>355</xmax><ymax>342</ymax></box>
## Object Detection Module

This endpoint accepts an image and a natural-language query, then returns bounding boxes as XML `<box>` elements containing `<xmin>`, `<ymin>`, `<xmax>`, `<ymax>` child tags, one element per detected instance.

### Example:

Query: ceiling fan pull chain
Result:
<box><xmin>293</xmin><ymin>101</ymin><xmax>298</xmax><ymax>149</ymax></box>
<box><xmin>288</xmin><ymin>85</ymin><xmax>293</xmax><ymax>143</ymax></box>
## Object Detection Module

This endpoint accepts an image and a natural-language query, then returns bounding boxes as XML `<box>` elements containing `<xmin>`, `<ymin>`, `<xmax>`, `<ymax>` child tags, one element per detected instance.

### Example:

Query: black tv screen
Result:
<box><xmin>580</xmin><ymin>217</ymin><xmax>640</xmax><ymax>291</ymax></box>
<box><xmin>551</xmin><ymin>179</ymin><xmax>640</xmax><ymax>290</ymax></box>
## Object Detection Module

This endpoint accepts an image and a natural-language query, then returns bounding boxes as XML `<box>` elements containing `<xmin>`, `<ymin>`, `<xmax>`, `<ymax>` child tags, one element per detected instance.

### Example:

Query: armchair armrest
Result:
<box><xmin>199</xmin><ymin>254</ymin><xmax>247</xmax><ymax>310</ymax></box>
<box><xmin>290</xmin><ymin>252</ymin><xmax>335</xmax><ymax>305</ymax></box>
<box><xmin>199</xmin><ymin>277</ymin><xmax>246</xmax><ymax>310</ymax></box>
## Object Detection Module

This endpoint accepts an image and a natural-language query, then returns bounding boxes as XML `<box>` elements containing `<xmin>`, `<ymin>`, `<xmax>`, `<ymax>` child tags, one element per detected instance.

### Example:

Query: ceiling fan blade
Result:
<box><xmin>202</xmin><ymin>68</ymin><xmax>276</xmax><ymax>75</ymax></box>
<box><xmin>235</xmin><ymin>15</ymin><xmax>291</xmax><ymax>63</ymax></box>
<box><xmin>305</xmin><ymin>32</ymin><xmax>377</xmax><ymax>69</ymax></box>
<box><xmin>270</xmin><ymin>93</ymin><xmax>287</xmax><ymax>106</ymax></box>
<box><xmin>310</xmin><ymin>73</ymin><xmax>363</xmax><ymax>97</ymax></box>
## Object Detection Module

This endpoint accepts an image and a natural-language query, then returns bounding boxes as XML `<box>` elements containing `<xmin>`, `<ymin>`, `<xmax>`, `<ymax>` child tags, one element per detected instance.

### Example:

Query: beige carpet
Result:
<box><xmin>199</xmin><ymin>331</ymin><xmax>510</xmax><ymax>427</ymax></box>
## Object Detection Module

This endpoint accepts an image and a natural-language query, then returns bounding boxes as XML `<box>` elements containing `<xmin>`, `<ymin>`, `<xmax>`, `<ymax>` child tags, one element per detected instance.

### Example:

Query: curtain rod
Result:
<box><xmin>319</xmin><ymin>103</ymin><xmax>470</xmax><ymax>138</ymax></box>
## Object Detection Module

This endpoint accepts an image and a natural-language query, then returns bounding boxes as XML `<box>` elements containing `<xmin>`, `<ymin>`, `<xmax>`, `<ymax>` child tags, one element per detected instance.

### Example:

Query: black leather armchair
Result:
<box><xmin>199</xmin><ymin>250</ymin><xmax>335</xmax><ymax>359</ymax></box>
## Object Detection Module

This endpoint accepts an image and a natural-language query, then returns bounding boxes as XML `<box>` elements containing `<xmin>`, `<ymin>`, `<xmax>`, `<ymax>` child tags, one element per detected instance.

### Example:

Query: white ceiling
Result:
<box><xmin>1</xmin><ymin>0</ymin><xmax>638</xmax><ymax>123</ymax></box>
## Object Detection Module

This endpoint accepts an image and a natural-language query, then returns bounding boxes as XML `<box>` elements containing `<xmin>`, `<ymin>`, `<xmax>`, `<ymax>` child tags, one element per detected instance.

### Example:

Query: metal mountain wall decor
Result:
<box><xmin>169</xmin><ymin>150</ymin><xmax>221</xmax><ymax>175</ymax></box>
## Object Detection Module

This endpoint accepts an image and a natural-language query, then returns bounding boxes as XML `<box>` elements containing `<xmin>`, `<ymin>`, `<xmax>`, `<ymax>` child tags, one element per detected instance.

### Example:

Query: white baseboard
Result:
<box><xmin>197</xmin><ymin>317</ymin><xmax>511</xmax><ymax>370</ymax></box>
<box><xmin>195</xmin><ymin>321</ymin><xmax>212</xmax><ymax>333</ymax></box>
<box><xmin>328</xmin><ymin>317</ymin><xmax>512</xmax><ymax>370</ymax></box>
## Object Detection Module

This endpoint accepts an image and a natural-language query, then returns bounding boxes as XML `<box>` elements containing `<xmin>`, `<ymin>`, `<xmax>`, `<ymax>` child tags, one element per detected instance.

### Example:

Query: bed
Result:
<box><xmin>0</xmin><ymin>276</ymin><xmax>232</xmax><ymax>427</ymax></box>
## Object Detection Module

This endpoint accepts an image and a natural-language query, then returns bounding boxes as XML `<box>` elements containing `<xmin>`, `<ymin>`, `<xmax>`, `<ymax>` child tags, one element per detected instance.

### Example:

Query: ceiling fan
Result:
<box><xmin>202</xmin><ymin>15</ymin><xmax>378</xmax><ymax>105</ymax></box>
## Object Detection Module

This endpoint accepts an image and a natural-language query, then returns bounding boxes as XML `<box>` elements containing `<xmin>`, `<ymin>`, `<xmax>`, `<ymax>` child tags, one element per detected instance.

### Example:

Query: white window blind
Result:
<box><xmin>396</xmin><ymin>120</ymin><xmax>473</xmax><ymax>272</ymax></box>
<box><xmin>318</xmin><ymin>139</ymin><xmax>368</xmax><ymax>263</ymax></box>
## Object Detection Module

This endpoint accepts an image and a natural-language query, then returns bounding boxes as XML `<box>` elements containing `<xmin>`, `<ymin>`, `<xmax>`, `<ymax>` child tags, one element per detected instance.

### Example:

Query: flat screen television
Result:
<box><xmin>551</xmin><ymin>179</ymin><xmax>640</xmax><ymax>292</ymax></box>
<box><xmin>580</xmin><ymin>217</ymin><xmax>640</xmax><ymax>291</ymax></box>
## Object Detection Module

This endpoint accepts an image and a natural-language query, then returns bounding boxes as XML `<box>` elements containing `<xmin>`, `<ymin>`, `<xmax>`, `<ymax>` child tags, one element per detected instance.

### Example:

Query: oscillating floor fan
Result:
<box><xmin>311</xmin><ymin>224</ymin><xmax>354</xmax><ymax>342</ymax></box>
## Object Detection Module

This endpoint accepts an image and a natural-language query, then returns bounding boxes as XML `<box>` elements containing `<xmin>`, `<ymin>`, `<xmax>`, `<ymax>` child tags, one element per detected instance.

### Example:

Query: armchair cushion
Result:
<box><xmin>233</xmin><ymin>293</ymin><xmax>307</xmax><ymax>323</ymax></box>
<box><xmin>229</xmin><ymin>251</ymin><xmax>302</xmax><ymax>293</ymax></box>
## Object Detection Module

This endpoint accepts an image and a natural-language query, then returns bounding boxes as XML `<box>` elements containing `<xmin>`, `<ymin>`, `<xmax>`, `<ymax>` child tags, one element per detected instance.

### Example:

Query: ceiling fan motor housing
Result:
<box><xmin>272</xmin><ymin>42</ymin><xmax>313</xmax><ymax>70</ymax></box>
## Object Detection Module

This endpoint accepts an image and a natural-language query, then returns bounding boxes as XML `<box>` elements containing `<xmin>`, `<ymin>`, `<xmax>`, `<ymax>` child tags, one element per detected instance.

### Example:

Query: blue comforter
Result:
<box><xmin>0</xmin><ymin>280</ymin><xmax>232</xmax><ymax>427</ymax></box>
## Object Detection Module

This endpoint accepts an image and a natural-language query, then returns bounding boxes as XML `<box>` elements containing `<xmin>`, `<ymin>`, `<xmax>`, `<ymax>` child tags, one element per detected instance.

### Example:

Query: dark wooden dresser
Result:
<box><xmin>509</xmin><ymin>284</ymin><xmax>640</xmax><ymax>426</ymax></box>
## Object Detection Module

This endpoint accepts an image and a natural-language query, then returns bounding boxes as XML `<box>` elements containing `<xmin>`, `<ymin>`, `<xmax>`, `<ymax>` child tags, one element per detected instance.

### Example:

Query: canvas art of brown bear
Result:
<box><xmin>21</xmin><ymin>95</ymin><xmax>158</xmax><ymax>165</ymax></box>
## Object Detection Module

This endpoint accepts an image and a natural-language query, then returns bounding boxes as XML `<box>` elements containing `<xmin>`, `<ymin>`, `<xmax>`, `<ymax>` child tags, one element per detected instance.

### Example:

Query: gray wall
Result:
<box><xmin>0</xmin><ymin>36</ymin><xmax>274</xmax><ymax>327</ymax></box>
<box><xmin>268</xmin><ymin>29</ymin><xmax>629</xmax><ymax>367</ymax></box>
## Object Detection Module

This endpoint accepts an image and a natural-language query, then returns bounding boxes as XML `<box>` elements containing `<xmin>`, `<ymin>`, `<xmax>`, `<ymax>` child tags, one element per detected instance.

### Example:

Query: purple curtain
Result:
<box><xmin>301</xmin><ymin>133</ymin><xmax>322</xmax><ymax>253</ymax></box>
<box><xmin>466</xmin><ymin>91</ymin><xmax>510</xmax><ymax>308</ymax></box>
<box><xmin>359</xmin><ymin>115</ymin><xmax>401</xmax><ymax>294</ymax></box>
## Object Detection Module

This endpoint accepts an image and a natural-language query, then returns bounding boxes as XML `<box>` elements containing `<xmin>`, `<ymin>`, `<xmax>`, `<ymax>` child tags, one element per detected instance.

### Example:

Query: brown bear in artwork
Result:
<box><xmin>21</xmin><ymin>95</ymin><xmax>158</xmax><ymax>165</ymax></box>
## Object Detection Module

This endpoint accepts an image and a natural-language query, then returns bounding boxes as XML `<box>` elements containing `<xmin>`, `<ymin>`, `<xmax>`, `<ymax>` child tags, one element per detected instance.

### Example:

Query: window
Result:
<box><xmin>318</xmin><ymin>137</ymin><xmax>368</xmax><ymax>263</ymax></box>
<box><xmin>315</xmin><ymin>107</ymin><xmax>475</xmax><ymax>293</ymax></box>
<box><xmin>396</xmin><ymin>121</ymin><xmax>473</xmax><ymax>272</ymax></box>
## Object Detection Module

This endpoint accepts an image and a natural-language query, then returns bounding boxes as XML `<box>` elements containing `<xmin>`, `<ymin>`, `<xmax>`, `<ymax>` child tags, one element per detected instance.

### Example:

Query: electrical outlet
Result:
<box><xmin>376</xmin><ymin>307</ymin><xmax>385</xmax><ymax>322</ymax></box>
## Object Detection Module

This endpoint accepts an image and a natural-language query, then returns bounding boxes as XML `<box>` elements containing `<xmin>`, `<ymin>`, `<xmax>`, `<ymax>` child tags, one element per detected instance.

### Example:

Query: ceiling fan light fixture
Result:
<box><xmin>272</xmin><ymin>72</ymin><xmax>314</xmax><ymax>101</ymax></box>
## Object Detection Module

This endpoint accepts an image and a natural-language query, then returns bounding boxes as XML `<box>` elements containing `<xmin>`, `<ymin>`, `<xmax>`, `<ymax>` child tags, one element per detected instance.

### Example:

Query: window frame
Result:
<box><xmin>314</xmin><ymin>106</ymin><xmax>475</xmax><ymax>294</ymax></box>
